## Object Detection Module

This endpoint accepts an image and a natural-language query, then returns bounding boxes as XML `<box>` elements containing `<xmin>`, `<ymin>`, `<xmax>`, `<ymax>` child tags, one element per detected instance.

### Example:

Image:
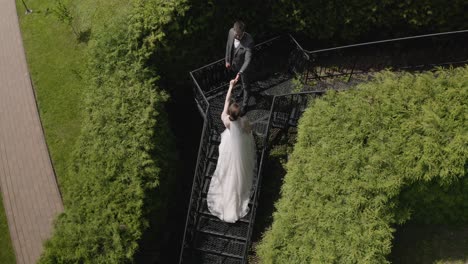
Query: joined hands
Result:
<box><xmin>229</xmin><ymin>79</ymin><xmax>238</xmax><ymax>87</ymax></box>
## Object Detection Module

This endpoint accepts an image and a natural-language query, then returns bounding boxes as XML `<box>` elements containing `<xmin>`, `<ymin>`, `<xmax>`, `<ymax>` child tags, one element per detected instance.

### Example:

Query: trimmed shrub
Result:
<box><xmin>152</xmin><ymin>0</ymin><xmax>468</xmax><ymax>73</ymax></box>
<box><xmin>258</xmin><ymin>67</ymin><xmax>468</xmax><ymax>263</ymax></box>
<box><xmin>39</xmin><ymin>0</ymin><xmax>188</xmax><ymax>263</ymax></box>
<box><xmin>267</xmin><ymin>0</ymin><xmax>468</xmax><ymax>43</ymax></box>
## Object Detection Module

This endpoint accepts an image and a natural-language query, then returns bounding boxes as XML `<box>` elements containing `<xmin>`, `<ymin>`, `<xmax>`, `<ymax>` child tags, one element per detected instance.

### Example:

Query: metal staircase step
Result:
<box><xmin>191</xmin><ymin>251</ymin><xmax>243</xmax><ymax>264</ymax></box>
<box><xmin>194</xmin><ymin>233</ymin><xmax>246</xmax><ymax>259</ymax></box>
<box><xmin>272</xmin><ymin>111</ymin><xmax>289</xmax><ymax>128</ymax></box>
<box><xmin>204</xmin><ymin>160</ymin><xmax>217</xmax><ymax>178</ymax></box>
<box><xmin>208</xmin><ymin>144</ymin><xmax>219</xmax><ymax>160</ymax></box>
<box><xmin>197</xmin><ymin>214</ymin><xmax>249</xmax><ymax>240</ymax></box>
<box><xmin>202</xmin><ymin>176</ymin><xmax>212</xmax><ymax>196</ymax></box>
<box><xmin>210</xmin><ymin>132</ymin><xmax>221</xmax><ymax>144</ymax></box>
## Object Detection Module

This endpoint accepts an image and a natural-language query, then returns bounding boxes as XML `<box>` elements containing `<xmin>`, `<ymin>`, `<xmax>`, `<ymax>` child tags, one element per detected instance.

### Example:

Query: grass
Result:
<box><xmin>15</xmin><ymin>0</ymin><xmax>86</xmax><ymax>195</ymax></box>
<box><xmin>0</xmin><ymin>1</ymin><xmax>86</xmax><ymax>260</ymax></box>
<box><xmin>390</xmin><ymin>224</ymin><xmax>468</xmax><ymax>263</ymax></box>
<box><xmin>0</xmin><ymin>194</ymin><xmax>15</xmax><ymax>264</ymax></box>
<box><xmin>15</xmin><ymin>0</ymin><xmax>132</xmax><ymax>200</ymax></box>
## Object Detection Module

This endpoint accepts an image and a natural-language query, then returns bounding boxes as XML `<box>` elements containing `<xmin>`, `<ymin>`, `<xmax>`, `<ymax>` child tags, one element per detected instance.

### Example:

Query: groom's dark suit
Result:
<box><xmin>225</xmin><ymin>28</ymin><xmax>254</xmax><ymax>107</ymax></box>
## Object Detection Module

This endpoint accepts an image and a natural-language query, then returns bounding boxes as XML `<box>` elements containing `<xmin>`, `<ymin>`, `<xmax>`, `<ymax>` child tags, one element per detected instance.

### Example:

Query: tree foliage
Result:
<box><xmin>258</xmin><ymin>67</ymin><xmax>468</xmax><ymax>263</ymax></box>
<box><xmin>269</xmin><ymin>0</ymin><xmax>468</xmax><ymax>43</ymax></box>
<box><xmin>36</xmin><ymin>0</ymin><xmax>468</xmax><ymax>261</ymax></box>
<box><xmin>145</xmin><ymin>0</ymin><xmax>468</xmax><ymax>98</ymax></box>
<box><xmin>39</xmin><ymin>0</ymin><xmax>188</xmax><ymax>263</ymax></box>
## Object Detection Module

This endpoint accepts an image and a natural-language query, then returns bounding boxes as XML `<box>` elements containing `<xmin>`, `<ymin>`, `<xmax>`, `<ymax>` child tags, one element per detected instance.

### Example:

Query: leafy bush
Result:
<box><xmin>39</xmin><ymin>0</ymin><xmax>188</xmax><ymax>263</ymax></box>
<box><xmin>258</xmin><ymin>67</ymin><xmax>468</xmax><ymax>263</ymax></box>
<box><xmin>269</xmin><ymin>0</ymin><xmax>468</xmax><ymax>43</ymax></box>
<box><xmin>154</xmin><ymin>0</ymin><xmax>468</xmax><ymax>72</ymax></box>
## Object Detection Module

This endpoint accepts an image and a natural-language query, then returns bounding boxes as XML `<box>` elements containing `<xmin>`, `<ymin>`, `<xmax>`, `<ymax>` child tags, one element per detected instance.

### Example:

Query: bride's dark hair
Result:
<box><xmin>228</xmin><ymin>102</ymin><xmax>240</xmax><ymax>121</ymax></box>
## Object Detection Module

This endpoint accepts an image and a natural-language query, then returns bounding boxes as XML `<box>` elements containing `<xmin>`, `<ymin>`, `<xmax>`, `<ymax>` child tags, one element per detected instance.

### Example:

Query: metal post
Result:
<box><xmin>21</xmin><ymin>0</ymin><xmax>32</xmax><ymax>14</ymax></box>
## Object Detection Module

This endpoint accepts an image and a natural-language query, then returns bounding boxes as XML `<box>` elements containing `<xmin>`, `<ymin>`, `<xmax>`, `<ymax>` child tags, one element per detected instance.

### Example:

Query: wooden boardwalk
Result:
<box><xmin>0</xmin><ymin>1</ymin><xmax>64</xmax><ymax>263</ymax></box>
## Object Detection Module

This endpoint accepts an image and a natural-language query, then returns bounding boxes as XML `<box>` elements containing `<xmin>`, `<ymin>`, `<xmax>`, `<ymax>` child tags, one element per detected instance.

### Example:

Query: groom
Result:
<box><xmin>225</xmin><ymin>21</ymin><xmax>254</xmax><ymax>114</ymax></box>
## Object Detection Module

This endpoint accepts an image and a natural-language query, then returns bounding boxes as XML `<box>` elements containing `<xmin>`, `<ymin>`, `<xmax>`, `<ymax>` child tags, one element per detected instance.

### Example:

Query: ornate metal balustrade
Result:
<box><xmin>243</xmin><ymin>91</ymin><xmax>326</xmax><ymax>261</ymax></box>
<box><xmin>181</xmin><ymin>30</ymin><xmax>468</xmax><ymax>264</ymax></box>
<box><xmin>190</xmin><ymin>35</ymin><xmax>308</xmax><ymax>117</ymax></box>
<box><xmin>301</xmin><ymin>30</ymin><xmax>468</xmax><ymax>84</ymax></box>
<box><xmin>180</xmin><ymin>35</ymin><xmax>307</xmax><ymax>264</ymax></box>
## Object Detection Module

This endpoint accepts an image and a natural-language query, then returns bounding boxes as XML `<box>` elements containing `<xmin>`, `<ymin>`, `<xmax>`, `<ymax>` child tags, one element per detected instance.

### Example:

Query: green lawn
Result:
<box><xmin>5</xmin><ymin>1</ymin><xmax>130</xmax><ymax>261</ymax></box>
<box><xmin>1</xmin><ymin>1</ymin><xmax>86</xmax><ymax>261</ymax></box>
<box><xmin>0</xmin><ymin>194</ymin><xmax>15</xmax><ymax>264</ymax></box>
<box><xmin>15</xmin><ymin>0</ymin><xmax>86</xmax><ymax>196</ymax></box>
<box><xmin>391</xmin><ymin>224</ymin><xmax>468</xmax><ymax>264</ymax></box>
<box><xmin>15</xmin><ymin>0</ymin><xmax>132</xmax><ymax>200</ymax></box>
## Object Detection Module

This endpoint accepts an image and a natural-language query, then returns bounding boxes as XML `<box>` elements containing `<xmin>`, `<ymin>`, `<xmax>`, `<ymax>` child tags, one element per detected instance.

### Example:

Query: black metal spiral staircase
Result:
<box><xmin>179</xmin><ymin>30</ymin><xmax>468</xmax><ymax>264</ymax></box>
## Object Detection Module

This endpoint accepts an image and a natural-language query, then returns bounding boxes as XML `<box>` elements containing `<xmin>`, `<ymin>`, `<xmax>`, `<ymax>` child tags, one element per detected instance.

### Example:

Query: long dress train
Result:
<box><xmin>207</xmin><ymin>117</ymin><xmax>256</xmax><ymax>223</ymax></box>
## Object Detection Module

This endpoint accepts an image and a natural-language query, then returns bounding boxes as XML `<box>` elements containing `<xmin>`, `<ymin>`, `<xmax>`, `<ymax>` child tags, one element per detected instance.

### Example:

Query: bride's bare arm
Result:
<box><xmin>221</xmin><ymin>79</ymin><xmax>237</xmax><ymax>127</ymax></box>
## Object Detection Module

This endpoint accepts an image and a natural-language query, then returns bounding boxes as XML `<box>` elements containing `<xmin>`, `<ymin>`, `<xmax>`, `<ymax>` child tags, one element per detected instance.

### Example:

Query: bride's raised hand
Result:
<box><xmin>229</xmin><ymin>79</ymin><xmax>237</xmax><ymax>87</ymax></box>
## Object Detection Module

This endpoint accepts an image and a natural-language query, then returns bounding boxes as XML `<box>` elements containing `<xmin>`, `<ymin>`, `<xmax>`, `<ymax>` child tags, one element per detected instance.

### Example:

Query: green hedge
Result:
<box><xmin>143</xmin><ymin>0</ymin><xmax>468</xmax><ymax>104</ymax></box>
<box><xmin>39</xmin><ymin>0</ymin><xmax>188</xmax><ymax>263</ymax></box>
<box><xmin>153</xmin><ymin>0</ymin><xmax>468</xmax><ymax>73</ymax></box>
<box><xmin>269</xmin><ymin>0</ymin><xmax>468</xmax><ymax>42</ymax></box>
<box><xmin>258</xmin><ymin>67</ymin><xmax>468</xmax><ymax>263</ymax></box>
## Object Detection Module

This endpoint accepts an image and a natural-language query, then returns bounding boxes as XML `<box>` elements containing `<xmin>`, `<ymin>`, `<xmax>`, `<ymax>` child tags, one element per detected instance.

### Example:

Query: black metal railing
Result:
<box><xmin>190</xmin><ymin>35</ymin><xmax>309</xmax><ymax>117</ymax></box>
<box><xmin>178</xmin><ymin>105</ymin><xmax>210</xmax><ymax>263</ymax></box>
<box><xmin>182</xmin><ymin>29</ymin><xmax>468</xmax><ymax>264</ymax></box>
<box><xmin>180</xmin><ymin>34</ymin><xmax>308</xmax><ymax>263</ymax></box>
<box><xmin>302</xmin><ymin>29</ymin><xmax>468</xmax><ymax>83</ymax></box>
<box><xmin>190</xmin><ymin>71</ymin><xmax>210</xmax><ymax>117</ymax></box>
<box><xmin>242</xmin><ymin>30</ymin><xmax>468</xmax><ymax>263</ymax></box>
<box><xmin>242</xmin><ymin>91</ymin><xmax>326</xmax><ymax>262</ymax></box>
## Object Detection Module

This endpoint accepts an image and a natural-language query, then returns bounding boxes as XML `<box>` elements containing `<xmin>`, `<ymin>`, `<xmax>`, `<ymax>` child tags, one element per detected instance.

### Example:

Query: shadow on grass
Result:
<box><xmin>390</xmin><ymin>224</ymin><xmax>468</xmax><ymax>264</ymax></box>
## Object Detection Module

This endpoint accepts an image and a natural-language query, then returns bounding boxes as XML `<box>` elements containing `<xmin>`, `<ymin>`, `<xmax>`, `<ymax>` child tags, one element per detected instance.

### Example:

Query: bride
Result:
<box><xmin>207</xmin><ymin>79</ymin><xmax>257</xmax><ymax>223</ymax></box>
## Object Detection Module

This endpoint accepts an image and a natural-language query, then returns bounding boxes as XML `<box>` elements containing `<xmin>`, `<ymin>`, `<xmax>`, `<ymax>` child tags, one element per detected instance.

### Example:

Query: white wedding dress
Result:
<box><xmin>207</xmin><ymin>116</ymin><xmax>256</xmax><ymax>223</ymax></box>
